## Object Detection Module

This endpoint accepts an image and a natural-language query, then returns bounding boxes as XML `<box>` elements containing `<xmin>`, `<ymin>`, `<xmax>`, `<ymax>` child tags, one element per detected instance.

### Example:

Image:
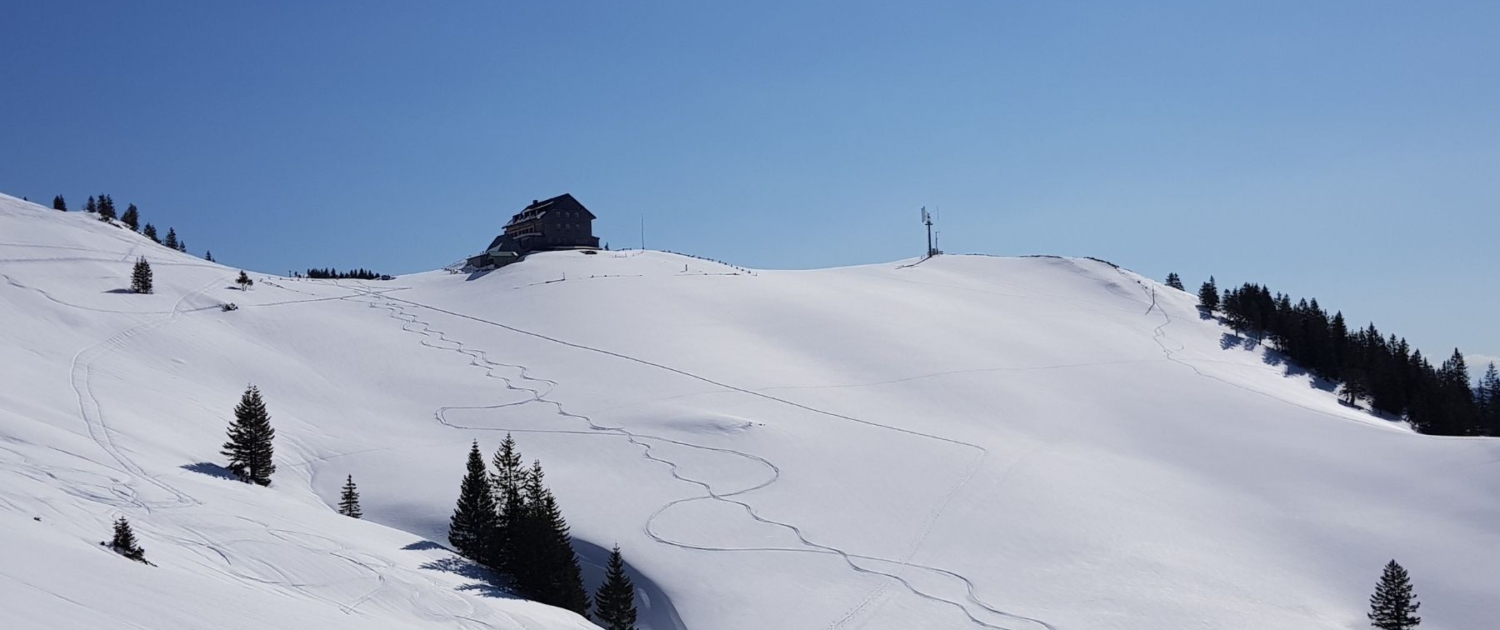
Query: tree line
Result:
<box><xmin>1181</xmin><ymin>275</ymin><xmax>1498</xmax><ymax>437</ymax></box>
<box><xmin>53</xmin><ymin>194</ymin><xmax>194</xmax><ymax>255</ymax></box>
<box><xmin>300</xmin><ymin>267</ymin><xmax>393</xmax><ymax>280</ymax></box>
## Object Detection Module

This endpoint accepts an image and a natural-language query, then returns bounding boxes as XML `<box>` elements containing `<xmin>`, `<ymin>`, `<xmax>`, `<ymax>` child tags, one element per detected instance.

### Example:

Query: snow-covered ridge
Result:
<box><xmin>1</xmin><ymin>192</ymin><xmax>1495</xmax><ymax>630</ymax></box>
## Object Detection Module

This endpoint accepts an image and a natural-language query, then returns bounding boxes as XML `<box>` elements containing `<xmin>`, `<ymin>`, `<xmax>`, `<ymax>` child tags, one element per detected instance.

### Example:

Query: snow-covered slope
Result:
<box><xmin>2</xmin><ymin>192</ymin><xmax>1495</xmax><ymax>630</ymax></box>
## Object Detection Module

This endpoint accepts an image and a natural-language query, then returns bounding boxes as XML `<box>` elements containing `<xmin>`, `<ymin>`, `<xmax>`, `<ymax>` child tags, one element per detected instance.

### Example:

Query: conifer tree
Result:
<box><xmin>517</xmin><ymin>460</ymin><xmax>588</xmax><ymax>615</ymax></box>
<box><xmin>163</xmin><ymin>228</ymin><xmax>179</xmax><ymax>250</ymax></box>
<box><xmin>143</xmin><ymin>223</ymin><xmax>159</xmax><ymax>243</ymax></box>
<box><xmin>1436</xmin><ymin>349</ymin><xmax>1478</xmax><ymax>435</ymax></box>
<box><xmin>1479</xmin><ymin>363</ymin><xmax>1500</xmax><ymax>436</ymax></box>
<box><xmin>1368</xmin><ymin>560</ymin><xmax>1420</xmax><ymax>630</ymax></box>
<box><xmin>594</xmin><ymin>544</ymin><xmax>638</xmax><ymax>630</ymax></box>
<box><xmin>84</xmin><ymin>195</ymin><xmax>97</xmax><ymax>213</ymax></box>
<box><xmin>510</xmin><ymin>459</ymin><xmax>548</xmax><ymax>594</ymax></box>
<box><xmin>539</xmin><ymin>487</ymin><xmax>590</xmax><ymax>615</ymax></box>
<box><xmin>178</xmin><ymin>239</ymin><xmax>187</xmax><ymax>253</ymax></box>
<box><xmin>130</xmin><ymin>257</ymin><xmax>153</xmax><ymax>294</ymax></box>
<box><xmin>490</xmin><ymin>434</ymin><xmax>527</xmax><ymax>575</ymax></box>
<box><xmin>97</xmin><ymin>194</ymin><xmax>117</xmax><ymax>221</ymax></box>
<box><xmin>338</xmin><ymin>475</ymin><xmax>362</xmax><ymax>518</ymax></box>
<box><xmin>109</xmin><ymin>516</ymin><xmax>147</xmax><ymax>563</ymax></box>
<box><xmin>236</xmin><ymin>270</ymin><xmax>254</xmax><ymax>290</ymax></box>
<box><xmin>448</xmin><ymin>441</ymin><xmax>499</xmax><ymax>563</ymax></box>
<box><xmin>121</xmin><ymin>204</ymin><xmax>140</xmax><ymax>231</ymax></box>
<box><xmin>52</xmin><ymin>195</ymin><xmax>66</xmax><ymax>211</ymax></box>
<box><xmin>205</xmin><ymin>250</ymin><xmax>214</xmax><ymax>262</ymax></box>
<box><xmin>1340</xmin><ymin>367</ymin><xmax>1370</xmax><ymax>406</ymax></box>
<box><xmin>1165</xmin><ymin>272</ymin><xmax>1184</xmax><ymax>291</ymax></box>
<box><xmin>221</xmin><ymin>385</ymin><xmax>276</xmax><ymax>486</ymax></box>
<box><xmin>1197</xmin><ymin>277</ymin><xmax>1220</xmax><ymax>312</ymax></box>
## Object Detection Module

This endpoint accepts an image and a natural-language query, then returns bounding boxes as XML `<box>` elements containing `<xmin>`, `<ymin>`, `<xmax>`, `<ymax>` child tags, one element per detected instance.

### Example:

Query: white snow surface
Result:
<box><xmin>1</xmin><ymin>192</ymin><xmax>1495</xmax><ymax>630</ymax></box>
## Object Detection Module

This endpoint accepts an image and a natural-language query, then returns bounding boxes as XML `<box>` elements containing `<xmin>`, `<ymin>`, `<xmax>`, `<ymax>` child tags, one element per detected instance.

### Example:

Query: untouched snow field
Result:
<box><xmin>1</xmin><ymin>192</ymin><xmax>1496</xmax><ymax>629</ymax></box>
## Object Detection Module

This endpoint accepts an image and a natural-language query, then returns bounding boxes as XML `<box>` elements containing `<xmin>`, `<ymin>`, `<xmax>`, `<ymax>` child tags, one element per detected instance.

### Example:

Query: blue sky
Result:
<box><xmin>2</xmin><ymin>1</ymin><xmax>1496</xmax><ymax>366</ymax></box>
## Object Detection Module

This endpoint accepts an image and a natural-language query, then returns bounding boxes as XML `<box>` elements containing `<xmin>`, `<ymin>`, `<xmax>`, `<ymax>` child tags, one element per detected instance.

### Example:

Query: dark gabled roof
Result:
<box><xmin>507</xmin><ymin>193</ymin><xmax>596</xmax><ymax>224</ymax></box>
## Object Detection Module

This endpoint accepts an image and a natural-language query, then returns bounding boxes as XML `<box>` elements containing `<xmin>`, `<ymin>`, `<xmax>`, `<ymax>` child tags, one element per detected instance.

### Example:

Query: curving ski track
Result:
<box><xmin>349</xmin><ymin>284</ymin><xmax>1056</xmax><ymax>630</ymax></box>
<box><xmin>67</xmin><ymin>273</ymin><xmax>230</xmax><ymax>512</ymax></box>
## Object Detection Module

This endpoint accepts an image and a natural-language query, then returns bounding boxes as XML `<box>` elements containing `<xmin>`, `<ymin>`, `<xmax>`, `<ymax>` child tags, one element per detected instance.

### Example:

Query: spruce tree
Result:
<box><xmin>236</xmin><ymin>270</ymin><xmax>254</xmax><ymax>290</ymax></box>
<box><xmin>52</xmin><ymin>195</ymin><xmax>66</xmax><ymax>211</ymax></box>
<box><xmin>98</xmin><ymin>194</ymin><xmax>117</xmax><ymax>221</ymax></box>
<box><xmin>1479</xmin><ymin>363</ymin><xmax>1500</xmax><ymax>436</ymax></box>
<box><xmin>84</xmin><ymin>195</ymin><xmax>97</xmax><ymax>213</ymax></box>
<box><xmin>594</xmin><ymin>544</ymin><xmax>638</xmax><ymax>630</ymax></box>
<box><xmin>130</xmin><ymin>257</ymin><xmax>153</xmax><ymax>294</ymax></box>
<box><xmin>490</xmin><ymin>434</ymin><xmax>527</xmax><ymax>574</ymax></box>
<box><xmin>338</xmin><ymin>475</ymin><xmax>362</xmax><ymax>518</ymax></box>
<box><xmin>178</xmin><ymin>239</ymin><xmax>187</xmax><ymax>253</ymax></box>
<box><xmin>1341</xmin><ymin>368</ymin><xmax>1371</xmax><ymax>406</ymax></box>
<box><xmin>142</xmin><ymin>223</ymin><xmax>159</xmax><ymax>243</ymax></box>
<box><xmin>1197</xmin><ymin>277</ymin><xmax>1220</xmax><ymax>312</ymax></box>
<box><xmin>511</xmin><ymin>459</ymin><xmax>548</xmax><ymax>595</ymax></box>
<box><xmin>205</xmin><ymin>250</ymin><xmax>215</xmax><ymax>262</ymax></box>
<box><xmin>520</xmin><ymin>460</ymin><xmax>588</xmax><ymax>615</ymax></box>
<box><xmin>1434</xmin><ymin>350</ymin><xmax>1478</xmax><ymax>435</ymax></box>
<box><xmin>109</xmin><ymin>516</ymin><xmax>147</xmax><ymax>563</ymax></box>
<box><xmin>448</xmin><ymin>441</ymin><xmax>499</xmax><ymax>563</ymax></box>
<box><xmin>221</xmin><ymin>385</ymin><xmax>276</xmax><ymax>486</ymax></box>
<box><xmin>121</xmin><ymin>204</ymin><xmax>140</xmax><ymax>231</ymax></box>
<box><xmin>163</xmin><ymin>228</ymin><xmax>179</xmax><ymax>250</ymax></box>
<box><xmin>1368</xmin><ymin>560</ymin><xmax>1420</xmax><ymax>630</ymax></box>
<box><xmin>1165</xmin><ymin>272</ymin><xmax>1184</xmax><ymax>291</ymax></box>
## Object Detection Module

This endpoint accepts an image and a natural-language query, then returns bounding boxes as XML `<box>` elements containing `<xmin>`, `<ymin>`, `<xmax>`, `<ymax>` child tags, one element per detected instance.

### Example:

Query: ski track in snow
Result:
<box><xmin>3</xmin><ymin>251</ymin><xmax>454</xmax><ymax>625</ymax></box>
<box><xmin>347</xmin><ymin>284</ymin><xmax>1058</xmax><ymax>630</ymax></box>
<box><xmin>66</xmin><ymin>272</ymin><xmax>231</xmax><ymax>512</ymax></box>
<box><xmin>2</xmin><ymin>271</ymin><xmax>173</xmax><ymax>315</ymax></box>
<box><xmin>0</xmin><ymin>255</ymin><xmax>221</xmax><ymax>269</ymax></box>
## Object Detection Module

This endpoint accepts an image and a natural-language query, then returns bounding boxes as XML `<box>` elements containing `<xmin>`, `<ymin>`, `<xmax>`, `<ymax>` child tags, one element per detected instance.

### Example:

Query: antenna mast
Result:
<box><xmin>921</xmin><ymin>206</ymin><xmax>935</xmax><ymax>258</ymax></box>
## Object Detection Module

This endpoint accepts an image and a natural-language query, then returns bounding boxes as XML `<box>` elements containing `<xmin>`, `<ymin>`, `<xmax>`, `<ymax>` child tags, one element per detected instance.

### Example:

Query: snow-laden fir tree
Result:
<box><xmin>449</xmin><ymin>441</ymin><xmax>498</xmax><ymax>562</ymax></box>
<box><xmin>121</xmin><ymin>204</ymin><xmax>140</xmax><ymax>231</ymax></box>
<box><xmin>593</xmin><ymin>544</ymin><xmax>638</xmax><ymax>630</ymax></box>
<box><xmin>52</xmin><ymin>195</ymin><xmax>66</xmax><ymax>211</ymax></box>
<box><xmin>338</xmin><ymin>474</ymin><xmax>362</xmax><ymax>518</ymax></box>
<box><xmin>142</xmin><ymin>223</ymin><xmax>159</xmax><ymax>243</ymax></box>
<box><xmin>1368</xmin><ymin>560</ymin><xmax>1421</xmax><ymax>630</ymax></box>
<box><xmin>491</xmin><ymin>433</ymin><xmax>526</xmax><ymax>574</ymax></box>
<box><xmin>1165</xmin><ymin>272</ymin><xmax>1184</xmax><ymax>291</ymax></box>
<box><xmin>221</xmin><ymin>385</ymin><xmax>276</xmax><ymax>486</ymax></box>
<box><xmin>109</xmin><ymin>516</ymin><xmax>147</xmax><ymax>563</ymax></box>
<box><xmin>130</xmin><ymin>257</ymin><xmax>153</xmax><ymax>294</ymax></box>
<box><xmin>236</xmin><ymin>270</ymin><xmax>254</xmax><ymax>290</ymax></box>
<box><xmin>163</xmin><ymin>227</ymin><xmax>178</xmax><ymax>250</ymax></box>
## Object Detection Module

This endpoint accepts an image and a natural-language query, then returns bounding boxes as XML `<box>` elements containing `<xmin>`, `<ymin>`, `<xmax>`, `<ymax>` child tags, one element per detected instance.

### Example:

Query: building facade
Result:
<box><xmin>467</xmin><ymin>194</ymin><xmax>600</xmax><ymax>269</ymax></box>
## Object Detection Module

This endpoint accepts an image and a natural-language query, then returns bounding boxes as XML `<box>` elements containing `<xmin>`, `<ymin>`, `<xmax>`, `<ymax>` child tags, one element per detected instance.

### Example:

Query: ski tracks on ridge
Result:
<box><xmin>349</xmin><ymin>285</ymin><xmax>1056</xmax><ymax>630</ymax></box>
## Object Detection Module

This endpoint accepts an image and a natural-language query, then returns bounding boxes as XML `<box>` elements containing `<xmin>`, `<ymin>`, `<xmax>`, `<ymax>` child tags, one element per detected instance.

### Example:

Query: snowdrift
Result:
<box><xmin>1</xmin><ymin>192</ymin><xmax>1495</xmax><ymax>630</ymax></box>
